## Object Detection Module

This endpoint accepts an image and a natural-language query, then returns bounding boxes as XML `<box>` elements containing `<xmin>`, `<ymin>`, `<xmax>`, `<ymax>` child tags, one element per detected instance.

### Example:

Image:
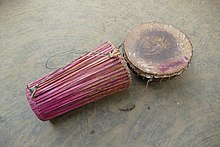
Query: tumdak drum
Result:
<box><xmin>123</xmin><ymin>22</ymin><xmax>193</xmax><ymax>81</ymax></box>
<box><xmin>26</xmin><ymin>41</ymin><xmax>131</xmax><ymax>121</ymax></box>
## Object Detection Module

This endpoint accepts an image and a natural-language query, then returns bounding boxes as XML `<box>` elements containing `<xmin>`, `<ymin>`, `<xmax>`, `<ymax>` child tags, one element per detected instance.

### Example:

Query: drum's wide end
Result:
<box><xmin>123</xmin><ymin>22</ymin><xmax>193</xmax><ymax>80</ymax></box>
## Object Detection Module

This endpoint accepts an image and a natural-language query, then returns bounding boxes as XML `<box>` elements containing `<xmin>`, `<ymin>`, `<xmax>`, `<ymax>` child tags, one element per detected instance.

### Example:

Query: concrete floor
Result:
<box><xmin>0</xmin><ymin>0</ymin><xmax>220</xmax><ymax>147</ymax></box>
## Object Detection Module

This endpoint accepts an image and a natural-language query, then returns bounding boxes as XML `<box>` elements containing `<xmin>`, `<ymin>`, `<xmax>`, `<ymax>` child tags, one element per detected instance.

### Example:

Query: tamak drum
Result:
<box><xmin>26</xmin><ymin>41</ymin><xmax>131</xmax><ymax>121</ymax></box>
<box><xmin>123</xmin><ymin>22</ymin><xmax>193</xmax><ymax>81</ymax></box>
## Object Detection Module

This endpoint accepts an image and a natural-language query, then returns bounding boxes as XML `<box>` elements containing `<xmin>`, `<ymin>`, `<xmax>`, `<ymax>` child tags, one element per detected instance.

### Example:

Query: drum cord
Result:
<box><xmin>145</xmin><ymin>78</ymin><xmax>153</xmax><ymax>90</ymax></box>
<box><xmin>45</xmin><ymin>49</ymin><xmax>88</xmax><ymax>69</ymax></box>
<box><xmin>44</xmin><ymin>48</ymin><xmax>122</xmax><ymax>70</ymax></box>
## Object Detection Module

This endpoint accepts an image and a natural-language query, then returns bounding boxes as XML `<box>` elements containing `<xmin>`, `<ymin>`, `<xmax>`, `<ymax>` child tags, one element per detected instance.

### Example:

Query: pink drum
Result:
<box><xmin>26</xmin><ymin>41</ymin><xmax>131</xmax><ymax>121</ymax></box>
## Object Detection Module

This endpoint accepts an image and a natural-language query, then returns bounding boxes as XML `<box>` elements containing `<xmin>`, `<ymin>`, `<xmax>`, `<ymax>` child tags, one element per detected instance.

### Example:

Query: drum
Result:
<box><xmin>123</xmin><ymin>22</ymin><xmax>193</xmax><ymax>81</ymax></box>
<box><xmin>26</xmin><ymin>41</ymin><xmax>131</xmax><ymax>121</ymax></box>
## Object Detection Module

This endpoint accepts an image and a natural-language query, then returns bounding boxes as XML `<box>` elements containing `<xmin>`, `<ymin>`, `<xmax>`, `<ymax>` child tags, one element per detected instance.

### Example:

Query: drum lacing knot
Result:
<box><xmin>109</xmin><ymin>49</ymin><xmax>121</xmax><ymax>58</ymax></box>
<box><xmin>27</xmin><ymin>84</ymin><xmax>39</xmax><ymax>98</ymax></box>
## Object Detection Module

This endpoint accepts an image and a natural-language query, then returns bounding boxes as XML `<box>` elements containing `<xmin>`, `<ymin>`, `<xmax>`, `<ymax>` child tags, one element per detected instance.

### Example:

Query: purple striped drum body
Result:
<box><xmin>26</xmin><ymin>41</ymin><xmax>131</xmax><ymax>121</ymax></box>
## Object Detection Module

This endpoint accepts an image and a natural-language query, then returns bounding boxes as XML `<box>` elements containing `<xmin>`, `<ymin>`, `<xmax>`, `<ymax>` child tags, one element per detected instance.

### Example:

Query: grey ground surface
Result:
<box><xmin>0</xmin><ymin>0</ymin><xmax>220</xmax><ymax>147</ymax></box>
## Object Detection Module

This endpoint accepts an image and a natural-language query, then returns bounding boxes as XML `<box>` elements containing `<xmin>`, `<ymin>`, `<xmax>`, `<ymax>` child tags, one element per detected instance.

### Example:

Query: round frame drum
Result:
<box><xmin>123</xmin><ymin>22</ymin><xmax>193</xmax><ymax>81</ymax></box>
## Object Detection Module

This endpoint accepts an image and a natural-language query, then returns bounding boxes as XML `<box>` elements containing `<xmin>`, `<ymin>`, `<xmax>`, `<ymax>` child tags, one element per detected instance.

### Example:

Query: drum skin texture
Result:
<box><xmin>123</xmin><ymin>22</ymin><xmax>193</xmax><ymax>81</ymax></box>
<box><xmin>26</xmin><ymin>41</ymin><xmax>131</xmax><ymax>121</ymax></box>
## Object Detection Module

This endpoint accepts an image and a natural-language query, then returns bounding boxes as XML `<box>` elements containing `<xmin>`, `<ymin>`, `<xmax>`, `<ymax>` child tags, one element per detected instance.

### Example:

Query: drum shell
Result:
<box><xmin>26</xmin><ymin>41</ymin><xmax>131</xmax><ymax>121</ymax></box>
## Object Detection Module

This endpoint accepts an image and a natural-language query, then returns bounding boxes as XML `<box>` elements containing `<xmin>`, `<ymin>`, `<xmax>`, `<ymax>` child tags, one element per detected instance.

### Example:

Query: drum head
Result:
<box><xmin>124</xmin><ymin>22</ymin><xmax>193</xmax><ymax>79</ymax></box>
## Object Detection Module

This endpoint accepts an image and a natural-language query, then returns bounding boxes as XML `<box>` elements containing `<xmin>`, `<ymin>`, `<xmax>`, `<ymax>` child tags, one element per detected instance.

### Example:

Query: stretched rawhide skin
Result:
<box><xmin>123</xmin><ymin>22</ymin><xmax>193</xmax><ymax>81</ymax></box>
<box><xmin>26</xmin><ymin>41</ymin><xmax>131</xmax><ymax>121</ymax></box>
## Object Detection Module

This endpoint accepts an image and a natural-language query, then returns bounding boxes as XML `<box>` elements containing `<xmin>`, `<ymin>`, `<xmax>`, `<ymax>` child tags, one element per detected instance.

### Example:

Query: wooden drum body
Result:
<box><xmin>26</xmin><ymin>41</ymin><xmax>131</xmax><ymax>121</ymax></box>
